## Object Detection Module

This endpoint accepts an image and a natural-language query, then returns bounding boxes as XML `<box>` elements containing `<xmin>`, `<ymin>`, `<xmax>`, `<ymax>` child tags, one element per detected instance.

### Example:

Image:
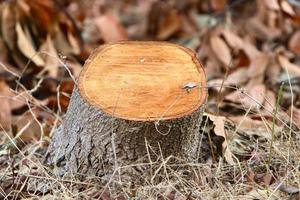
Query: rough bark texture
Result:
<box><xmin>45</xmin><ymin>87</ymin><xmax>208</xmax><ymax>181</ymax></box>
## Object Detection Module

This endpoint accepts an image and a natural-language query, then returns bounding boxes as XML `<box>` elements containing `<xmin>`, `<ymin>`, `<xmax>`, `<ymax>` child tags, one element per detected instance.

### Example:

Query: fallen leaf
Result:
<box><xmin>66</xmin><ymin>61</ymin><xmax>82</xmax><ymax>78</ymax></box>
<box><xmin>95</xmin><ymin>13</ymin><xmax>128</xmax><ymax>43</ymax></box>
<box><xmin>240</xmin><ymin>40</ymin><xmax>260</xmax><ymax>61</ymax></box>
<box><xmin>225</xmin><ymin>84</ymin><xmax>266</xmax><ymax>110</ymax></box>
<box><xmin>39</xmin><ymin>35</ymin><xmax>60</xmax><ymax>77</ymax></box>
<box><xmin>16</xmin><ymin>23</ymin><xmax>45</xmax><ymax>66</ymax></box>
<box><xmin>157</xmin><ymin>9</ymin><xmax>181</xmax><ymax>40</ymax></box>
<box><xmin>281</xmin><ymin>0</ymin><xmax>296</xmax><ymax>16</ymax></box>
<box><xmin>12</xmin><ymin>107</ymin><xmax>53</xmax><ymax>143</ymax></box>
<box><xmin>228</xmin><ymin>116</ymin><xmax>268</xmax><ymax>132</ymax></box>
<box><xmin>221</xmin><ymin>29</ymin><xmax>243</xmax><ymax>49</ymax></box>
<box><xmin>1</xmin><ymin>4</ymin><xmax>16</xmax><ymax>50</ymax></box>
<box><xmin>53</xmin><ymin>29</ymin><xmax>75</xmax><ymax>56</ymax></box>
<box><xmin>0</xmin><ymin>37</ymin><xmax>8</xmax><ymax>62</ymax></box>
<box><xmin>263</xmin><ymin>90</ymin><xmax>276</xmax><ymax>113</ymax></box>
<box><xmin>247</xmin><ymin>53</ymin><xmax>269</xmax><ymax>78</ymax></box>
<box><xmin>226</xmin><ymin>67</ymin><xmax>249</xmax><ymax>85</ymax></box>
<box><xmin>247</xmin><ymin>17</ymin><xmax>281</xmax><ymax>40</ymax></box>
<box><xmin>266</xmin><ymin>58</ymin><xmax>282</xmax><ymax>85</ymax></box>
<box><xmin>211</xmin><ymin>0</ymin><xmax>227</xmax><ymax>11</ymax></box>
<box><xmin>263</xmin><ymin>0</ymin><xmax>280</xmax><ymax>10</ymax></box>
<box><xmin>210</xmin><ymin>35</ymin><xmax>232</xmax><ymax>67</ymax></box>
<box><xmin>289</xmin><ymin>30</ymin><xmax>300</xmax><ymax>55</ymax></box>
<box><xmin>0</xmin><ymin>79</ymin><xmax>11</xmax><ymax>131</ymax></box>
<box><xmin>278</xmin><ymin>55</ymin><xmax>300</xmax><ymax>76</ymax></box>
<box><xmin>205</xmin><ymin>113</ymin><xmax>235</xmax><ymax>164</ymax></box>
<box><xmin>24</xmin><ymin>0</ymin><xmax>58</xmax><ymax>31</ymax></box>
<box><xmin>288</xmin><ymin>106</ymin><xmax>300</xmax><ymax>127</ymax></box>
<box><xmin>67</xmin><ymin>31</ymin><xmax>81</xmax><ymax>55</ymax></box>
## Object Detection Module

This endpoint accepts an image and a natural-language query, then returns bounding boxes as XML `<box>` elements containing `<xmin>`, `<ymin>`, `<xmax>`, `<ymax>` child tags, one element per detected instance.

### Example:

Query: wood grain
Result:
<box><xmin>78</xmin><ymin>41</ymin><xmax>207</xmax><ymax>121</ymax></box>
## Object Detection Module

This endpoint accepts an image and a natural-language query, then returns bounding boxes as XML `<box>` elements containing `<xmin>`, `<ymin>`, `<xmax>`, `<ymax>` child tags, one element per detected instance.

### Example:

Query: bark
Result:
<box><xmin>45</xmin><ymin>87</ymin><xmax>208</xmax><ymax>181</ymax></box>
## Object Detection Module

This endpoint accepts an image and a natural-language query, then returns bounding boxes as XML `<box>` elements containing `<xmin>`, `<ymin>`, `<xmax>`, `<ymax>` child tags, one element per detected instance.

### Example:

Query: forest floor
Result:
<box><xmin>0</xmin><ymin>0</ymin><xmax>299</xmax><ymax>199</ymax></box>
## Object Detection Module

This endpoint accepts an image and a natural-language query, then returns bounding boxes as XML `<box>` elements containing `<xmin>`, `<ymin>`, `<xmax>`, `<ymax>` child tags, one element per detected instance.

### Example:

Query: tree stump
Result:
<box><xmin>45</xmin><ymin>41</ymin><xmax>207</xmax><ymax>180</ymax></box>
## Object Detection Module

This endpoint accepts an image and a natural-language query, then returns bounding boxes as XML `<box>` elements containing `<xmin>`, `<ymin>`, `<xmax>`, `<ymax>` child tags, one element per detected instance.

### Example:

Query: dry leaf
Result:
<box><xmin>263</xmin><ymin>0</ymin><xmax>280</xmax><ymax>10</ymax></box>
<box><xmin>95</xmin><ymin>13</ymin><xmax>128</xmax><ymax>43</ymax></box>
<box><xmin>67</xmin><ymin>31</ymin><xmax>81</xmax><ymax>55</ymax></box>
<box><xmin>66</xmin><ymin>61</ymin><xmax>82</xmax><ymax>78</ymax></box>
<box><xmin>210</xmin><ymin>35</ymin><xmax>232</xmax><ymax>67</ymax></box>
<box><xmin>157</xmin><ymin>10</ymin><xmax>181</xmax><ymax>40</ymax></box>
<box><xmin>281</xmin><ymin>0</ymin><xmax>296</xmax><ymax>16</ymax></box>
<box><xmin>12</xmin><ymin>107</ymin><xmax>54</xmax><ymax>143</ymax></box>
<box><xmin>247</xmin><ymin>17</ymin><xmax>281</xmax><ymax>40</ymax></box>
<box><xmin>266</xmin><ymin>57</ymin><xmax>282</xmax><ymax>85</ymax></box>
<box><xmin>278</xmin><ymin>55</ymin><xmax>300</xmax><ymax>76</ymax></box>
<box><xmin>53</xmin><ymin>29</ymin><xmax>75</xmax><ymax>55</ymax></box>
<box><xmin>211</xmin><ymin>0</ymin><xmax>227</xmax><ymax>11</ymax></box>
<box><xmin>225</xmin><ymin>84</ymin><xmax>266</xmax><ymax>110</ymax></box>
<box><xmin>0</xmin><ymin>79</ymin><xmax>12</xmax><ymax>131</ymax></box>
<box><xmin>16</xmin><ymin>23</ymin><xmax>45</xmax><ymax>66</ymax></box>
<box><xmin>288</xmin><ymin>106</ymin><xmax>300</xmax><ymax>127</ymax></box>
<box><xmin>263</xmin><ymin>90</ymin><xmax>276</xmax><ymax>113</ymax></box>
<box><xmin>226</xmin><ymin>67</ymin><xmax>249</xmax><ymax>85</ymax></box>
<box><xmin>247</xmin><ymin>53</ymin><xmax>269</xmax><ymax>78</ymax></box>
<box><xmin>1</xmin><ymin>4</ymin><xmax>16</xmax><ymax>50</ymax></box>
<box><xmin>39</xmin><ymin>35</ymin><xmax>60</xmax><ymax>77</ymax></box>
<box><xmin>229</xmin><ymin>116</ymin><xmax>267</xmax><ymax>131</ymax></box>
<box><xmin>221</xmin><ymin>29</ymin><xmax>243</xmax><ymax>49</ymax></box>
<box><xmin>205</xmin><ymin>113</ymin><xmax>235</xmax><ymax>164</ymax></box>
<box><xmin>240</xmin><ymin>40</ymin><xmax>261</xmax><ymax>61</ymax></box>
<box><xmin>289</xmin><ymin>30</ymin><xmax>300</xmax><ymax>55</ymax></box>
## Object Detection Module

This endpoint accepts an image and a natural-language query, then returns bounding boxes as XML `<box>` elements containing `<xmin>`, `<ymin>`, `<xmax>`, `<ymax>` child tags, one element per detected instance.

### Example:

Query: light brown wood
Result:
<box><xmin>78</xmin><ymin>41</ymin><xmax>207</xmax><ymax>121</ymax></box>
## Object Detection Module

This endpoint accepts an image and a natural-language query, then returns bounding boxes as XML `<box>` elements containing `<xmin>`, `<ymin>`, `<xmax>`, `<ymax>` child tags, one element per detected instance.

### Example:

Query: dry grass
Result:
<box><xmin>0</xmin><ymin>54</ymin><xmax>299</xmax><ymax>199</ymax></box>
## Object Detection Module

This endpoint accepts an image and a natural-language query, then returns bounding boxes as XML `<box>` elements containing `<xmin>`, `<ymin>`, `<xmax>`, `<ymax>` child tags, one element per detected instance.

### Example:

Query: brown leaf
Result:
<box><xmin>288</xmin><ymin>106</ymin><xmax>300</xmax><ymax>127</ymax></box>
<box><xmin>247</xmin><ymin>53</ymin><xmax>269</xmax><ymax>78</ymax></box>
<box><xmin>210</xmin><ymin>35</ymin><xmax>232</xmax><ymax>67</ymax></box>
<box><xmin>289</xmin><ymin>30</ymin><xmax>300</xmax><ymax>55</ymax></box>
<box><xmin>53</xmin><ymin>29</ymin><xmax>75</xmax><ymax>55</ymax></box>
<box><xmin>205</xmin><ymin>113</ymin><xmax>235</xmax><ymax>164</ymax></box>
<box><xmin>24</xmin><ymin>0</ymin><xmax>58</xmax><ymax>32</ymax></box>
<box><xmin>95</xmin><ymin>13</ymin><xmax>128</xmax><ymax>43</ymax></box>
<box><xmin>67</xmin><ymin>31</ymin><xmax>81</xmax><ymax>55</ymax></box>
<box><xmin>240</xmin><ymin>40</ymin><xmax>260</xmax><ymax>61</ymax></box>
<box><xmin>266</xmin><ymin>58</ymin><xmax>282</xmax><ymax>85</ymax></box>
<box><xmin>211</xmin><ymin>0</ymin><xmax>227</xmax><ymax>11</ymax></box>
<box><xmin>1</xmin><ymin>3</ymin><xmax>16</xmax><ymax>50</ymax></box>
<box><xmin>281</xmin><ymin>0</ymin><xmax>296</xmax><ymax>16</ymax></box>
<box><xmin>278</xmin><ymin>55</ymin><xmax>300</xmax><ymax>76</ymax></box>
<box><xmin>0</xmin><ymin>37</ymin><xmax>8</xmax><ymax>62</ymax></box>
<box><xmin>226</xmin><ymin>67</ymin><xmax>249</xmax><ymax>85</ymax></box>
<box><xmin>12</xmin><ymin>107</ymin><xmax>53</xmax><ymax>142</ymax></box>
<box><xmin>225</xmin><ymin>84</ymin><xmax>266</xmax><ymax>110</ymax></box>
<box><xmin>0</xmin><ymin>79</ymin><xmax>12</xmax><ymax>131</ymax></box>
<box><xmin>228</xmin><ymin>116</ymin><xmax>268</xmax><ymax>132</ymax></box>
<box><xmin>263</xmin><ymin>0</ymin><xmax>280</xmax><ymax>10</ymax></box>
<box><xmin>221</xmin><ymin>29</ymin><xmax>243</xmax><ymax>49</ymax></box>
<box><xmin>247</xmin><ymin>17</ymin><xmax>281</xmax><ymax>40</ymax></box>
<box><xmin>263</xmin><ymin>90</ymin><xmax>276</xmax><ymax>113</ymax></box>
<box><xmin>157</xmin><ymin>10</ymin><xmax>182</xmax><ymax>40</ymax></box>
<box><xmin>39</xmin><ymin>35</ymin><xmax>60</xmax><ymax>77</ymax></box>
<box><xmin>16</xmin><ymin>22</ymin><xmax>45</xmax><ymax>66</ymax></box>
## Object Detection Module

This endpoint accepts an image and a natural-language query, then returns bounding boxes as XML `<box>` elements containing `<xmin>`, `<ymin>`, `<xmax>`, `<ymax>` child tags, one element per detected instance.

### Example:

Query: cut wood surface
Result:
<box><xmin>46</xmin><ymin>41</ymin><xmax>208</xmax><ymax>180</ymax></box>
<box><xmin>78</xmin><ymin>41</ymin><xmax>207</xmax><ymax>121</ymax></box>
